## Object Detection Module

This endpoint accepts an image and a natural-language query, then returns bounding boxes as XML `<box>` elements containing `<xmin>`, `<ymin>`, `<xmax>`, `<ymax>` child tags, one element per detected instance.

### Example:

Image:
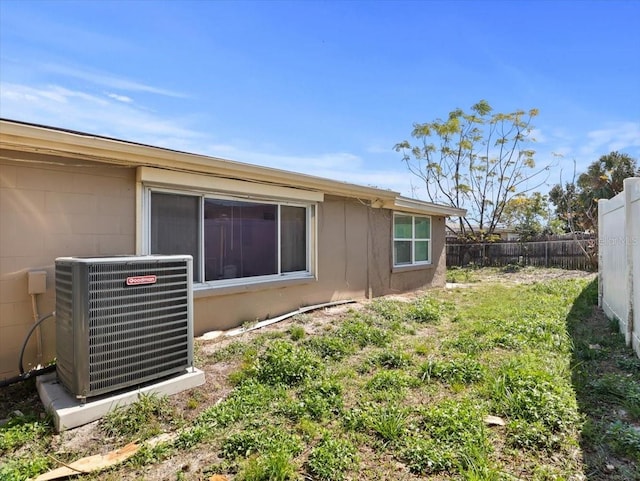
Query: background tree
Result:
<box><xmin>501</xmin><ymin>192</ymin><xmax>553</xmax><ymax>242</ymax></box>
<box><xmin>394</xmin><ymin>100</ymin><xmax>549</xmax><ymax>241</ymax></box>
<box><xmin>550</xmin><ymin>151</ymin><xmax>639</xmax><ymax>233</ymax></box>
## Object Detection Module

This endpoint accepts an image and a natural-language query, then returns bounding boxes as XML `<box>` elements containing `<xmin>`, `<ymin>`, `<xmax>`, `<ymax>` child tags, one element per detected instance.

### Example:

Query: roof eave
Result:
<box><xmin>0</xmin><ymin>119</ymin><xmax>399</xmax><ymax>202</ymax></box>
<box><xmin>388</xmin><ymin>196</ymin><xmax>467</xmax><ymax>217</ymax></box>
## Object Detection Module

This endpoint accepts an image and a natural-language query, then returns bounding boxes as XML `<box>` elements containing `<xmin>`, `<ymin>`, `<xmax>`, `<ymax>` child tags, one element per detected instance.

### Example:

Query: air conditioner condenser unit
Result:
<box><xmin>55</xmin><ymin>255</ymin><xmax>193</xmax><ymax>400</ymax></box>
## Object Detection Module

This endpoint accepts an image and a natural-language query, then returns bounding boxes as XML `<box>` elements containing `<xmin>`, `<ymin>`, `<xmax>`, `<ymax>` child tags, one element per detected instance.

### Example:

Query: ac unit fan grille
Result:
<box><xmin>87</xmin><ymin>261</ymin><xmax>190</xmax><ymax>394</ymax></box>
<box><xmin>55</xmin><ymin>256</ymin><xmax>193</xmax><ymax>399</ymax></box>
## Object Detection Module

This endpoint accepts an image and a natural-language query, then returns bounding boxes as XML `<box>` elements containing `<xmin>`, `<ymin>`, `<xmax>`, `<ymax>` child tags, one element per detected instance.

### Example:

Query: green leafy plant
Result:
<box><xmin>366</xmin><ymin>406</ymin><xmax>408</xmax><ymax>444</ymax></box>
<box><xmin>288</xmin><ymin>325</ymin><xmax>305</xmax><ymax>341</ymax></box>
<box><xmin>281</xmin><ymin>377</ymin><xmax>343</xmax><ymax>421</ymax></box>
<box><xmin>365</xmin><ymin>370</ymin><xmax>417</xmax><ymax>396</ymax></box>
<box><xmin>606</xmin><ymin>421</ymin><xmax>640</xmax><ymax>461</ymax></box>
<box><xmin>402</xmin><ymin>437</ymin><xmax>457</xmax><ymax>474</ymax></box>
<box><xmin>0</xmin><ymin>455</ymin><xmax>51</xmax><ymax>481</ymax></box>
<box><xmin>222</xmin><ymin>426</ymin><xmax>302</xmax><ymax>460</ymax></box>
<box><xmin>403</xmin><ymin>400</ymin><xmax>490</xmax><ymax>474</ymax></box>
<box><xmin>371</xmin><ymin>349</ymin><xmax>413</xmax><ymax>369</ymax></box>
<box><xmin>101</xmin><ymin>392</ymin><xmax>175</xmax><ymax>440</ymax></box>
<box><xmin>236</xmin><ymin>449</ymin><xmax>298</xmax><ymax>481</ymax></box>
<box><xmin>0</xmin><ymin>414</ymin><xmax>51</xmax><ymax>454</ymax></box>
<box><xmin>407</xmin><ymin>296</ymin><xmax>442</xmax><ymax>323</ymax></box>
<box><xmin>305</xmin><ymin>334</ymin><xmax>354</xmax><ymax>360</ymax></box>
<box><xmin>253</xmin><ymin>340</ymin><xmax>322</xmax><ymax>386</ymax></box>
<box><xmin>419</xmin><ymin>357</ymin><xmax>484</xmax><ymax>384</ymax></box>
<box><xmin>307</xmin><ymin>435</ymin><xmax>358</xmax><ymax>480</ymax></box>
<box><xmin>488</xmin><ymin>360</ymin><xmax>579</xmax><ymax>438</ymax></box>
<box><xmin>337</xmin><ymin>318</ymin><xmax>390</xmax><ymax>348</ymax></box>
<box><xmin>589</xmin><ymin>374</ymin><xmax>640</xmax><ymax>419</ymax></box>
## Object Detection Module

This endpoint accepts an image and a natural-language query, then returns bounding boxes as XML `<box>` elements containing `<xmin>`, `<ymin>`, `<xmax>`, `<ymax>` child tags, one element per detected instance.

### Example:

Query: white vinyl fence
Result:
<box><xmin>598</xmin><ymin>177</ymin><xmax>640</xmax><ymax>357</ymax></box>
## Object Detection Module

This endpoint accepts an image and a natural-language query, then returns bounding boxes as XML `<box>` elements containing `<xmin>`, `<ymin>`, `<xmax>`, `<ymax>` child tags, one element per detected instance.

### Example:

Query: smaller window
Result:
<box><xmin>393</xmin><ymin>213</ymin><xmax>431</xmax><ymax>266</ymax></box>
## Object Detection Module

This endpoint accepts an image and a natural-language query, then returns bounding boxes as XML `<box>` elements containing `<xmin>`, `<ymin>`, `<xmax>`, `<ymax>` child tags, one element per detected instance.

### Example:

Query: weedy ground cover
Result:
<box><xmin>1</xmin><ymin>268</ymin><xmax>638</xmax><ymax>480</ymax></box>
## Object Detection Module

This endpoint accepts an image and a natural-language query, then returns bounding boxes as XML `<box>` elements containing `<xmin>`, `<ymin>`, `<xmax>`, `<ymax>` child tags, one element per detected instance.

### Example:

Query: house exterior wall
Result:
<box><xmin>0</xmin><ymin>158</ymin><xmax>137</xmax><ymax>378</ymax></box>
<box><xmin>1</xmin><ymin>157</ymin><xmax>448</xmax><ymax>378</ymax></box>
<box><xmin>188</xmin><ymin>197</ymin><xmax>446</xmax><ymax>334</ymax></box>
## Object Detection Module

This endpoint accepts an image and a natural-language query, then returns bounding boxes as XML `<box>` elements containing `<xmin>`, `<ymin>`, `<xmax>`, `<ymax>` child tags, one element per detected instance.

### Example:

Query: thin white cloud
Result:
<box><xmin>581</xmin><ymin>122</ymin><xmax>640</xmax><ymax>155</ymax></box>
<box><xmin>0</xmin><ymin>82</ymin><xmax>200</xmax><ymax>144</ymax></box>
<box><xmin>41</xmin><ymin>63</ymin><xmax>187</xmax><ymax>98</ymax></box>
<box><xmin>200</xmin><ymin>143</ymin><xmax>409</xmax><ymax>192</ymax></box>
<box><xmin>365</xmin><ymin>144</ymin><xmax>394</xmax><ymax>155</ymax></box>
<box><xmin>107</xmin><ymin>92</ymin><xmax>133</xmax><ymax>103</ymax></box>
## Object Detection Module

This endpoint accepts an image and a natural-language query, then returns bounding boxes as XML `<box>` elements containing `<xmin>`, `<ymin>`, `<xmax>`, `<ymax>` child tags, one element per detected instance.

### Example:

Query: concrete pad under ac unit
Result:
<box><xmin>37</xmin><ymin>368</ymin><xmax>205</xmax><ymax>432</ymax></box>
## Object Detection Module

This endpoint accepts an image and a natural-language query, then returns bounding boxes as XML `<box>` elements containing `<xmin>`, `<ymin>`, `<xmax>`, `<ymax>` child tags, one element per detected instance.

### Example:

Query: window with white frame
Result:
<box><xmin>148</xmin><ymin>190</ymin><xmax>314</xmax><ymax>285</ymax></box>
<box><xmin>393</xmin><ymin>213</ymin><xmax>431</xmax><ymax>266</ymax></box>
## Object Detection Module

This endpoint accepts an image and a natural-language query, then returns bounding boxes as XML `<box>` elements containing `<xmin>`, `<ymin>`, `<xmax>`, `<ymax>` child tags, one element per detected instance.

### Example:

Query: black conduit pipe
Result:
<box><xmin>0</xmin><ymin>312</ymin><xmax>56</xmax><ymax>388</ymax></box>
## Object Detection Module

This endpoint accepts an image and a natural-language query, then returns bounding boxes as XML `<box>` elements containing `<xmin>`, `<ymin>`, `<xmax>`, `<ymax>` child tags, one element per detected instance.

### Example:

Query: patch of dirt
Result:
<box><xmin>453</xmin><ymin>266</ymin><xmax>597</xmax><ymax>286</ymax></box>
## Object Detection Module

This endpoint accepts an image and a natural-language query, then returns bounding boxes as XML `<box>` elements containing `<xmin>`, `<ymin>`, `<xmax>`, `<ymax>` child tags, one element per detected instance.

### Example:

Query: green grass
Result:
<box><xmin>101</xmin><ymin>392</ymin><xmax>177</xmax><ymax>440</ymax></box>
<box><xmin>3</xmin><ymin>269</ymin><xmax>639</xmax><ymax>480</ymax></box>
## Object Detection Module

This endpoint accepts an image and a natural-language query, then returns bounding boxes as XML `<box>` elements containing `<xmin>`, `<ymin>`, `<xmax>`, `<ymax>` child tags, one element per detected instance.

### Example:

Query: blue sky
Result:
<box><xmin>1</xmin><ymin>0</ymin><xmax>639</xmax><ymax>198</ymax></box>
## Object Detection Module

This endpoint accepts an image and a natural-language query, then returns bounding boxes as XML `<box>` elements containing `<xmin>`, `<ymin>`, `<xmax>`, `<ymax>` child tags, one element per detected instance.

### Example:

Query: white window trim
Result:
<box><xmin>393</xmin><ymin>212</ymin><xmax>432</xmax><ymax>267</ymax></box>
<box><xmin>138</xmin><ymin>167</ymin><xmax>318</xmax><ymax>290</ymax></box>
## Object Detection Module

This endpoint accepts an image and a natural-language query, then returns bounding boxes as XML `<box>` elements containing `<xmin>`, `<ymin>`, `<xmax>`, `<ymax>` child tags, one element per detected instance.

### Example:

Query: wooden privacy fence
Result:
<box><xmin>598</xmin><ymin>177</ymin><xmax>640</xmax><ymax>358</ymax></box>
<box><xmin>446</xmin><ymin>237</ymin><xmax>597</xmax><ymax>271</ymax></box>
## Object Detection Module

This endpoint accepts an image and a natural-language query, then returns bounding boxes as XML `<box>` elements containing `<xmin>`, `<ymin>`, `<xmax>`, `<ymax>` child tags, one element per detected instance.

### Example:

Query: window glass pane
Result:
<box><xmin>151</xmin><ymin>192</ymin><xmax>200</xmax><ymax>281</ymax></box>
<box><xmin>394</xmin><ymin>215</ymin><xmax>413</xmax><ymax>238</ymax></box>
<box><xmin>281</xmin><ymin>206</ymin><xmax>307</xmax><ymax>272</ymax></box>
<box><xmin>394</xmin><ymin>240</ymin><xmax>412</xmax><ymax>265</ymax></box>
<box><xmin>204</xmin><ymin>199</ymin><xmax>277</xmax><ymax>280</ymax></box>
<box><xmin>415</xmin><ymin>241</ymin><xmax>429</xmax><ymax>262</ymax></box>
<box><xmin>415</xmin><ymin>217</ymin><xmax>430</xmax><ymax>239</ymax></box>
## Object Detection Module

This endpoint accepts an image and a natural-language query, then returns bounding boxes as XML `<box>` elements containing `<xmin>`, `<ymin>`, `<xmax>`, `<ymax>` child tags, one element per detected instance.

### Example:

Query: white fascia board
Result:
<box><xmin>389</xmin><ymin>196</ymin><xmax>467</xmax><ymax>217</ymax></box>
<box><xmin>138</xmin><ymin>166</ymin><xmax>324</xmax><ymax>203</ymax></box>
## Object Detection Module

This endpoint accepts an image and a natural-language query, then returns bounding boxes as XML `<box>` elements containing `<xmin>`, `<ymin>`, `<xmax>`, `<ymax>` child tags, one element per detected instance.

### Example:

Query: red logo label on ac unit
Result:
<box><xmin>126</xmin><ymin>275</ymin><xmax>157</xmax><ymax>286</ymax></box>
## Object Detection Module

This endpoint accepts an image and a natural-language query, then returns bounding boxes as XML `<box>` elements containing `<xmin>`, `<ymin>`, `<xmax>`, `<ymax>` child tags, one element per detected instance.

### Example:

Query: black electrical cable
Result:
<box><xmin>18</xmin><ymin>311</ymin><xmax>56</xmax><ymax>375</ymax></box>
<box><xmin>0</xmin><ymin>365</ymin><xmax>56</xmax><ymax>388</ymax></box>
<box><xmin>0</xmin><ymin>312</ymin><xmax>57</xmax><ymax>388</ymax></box>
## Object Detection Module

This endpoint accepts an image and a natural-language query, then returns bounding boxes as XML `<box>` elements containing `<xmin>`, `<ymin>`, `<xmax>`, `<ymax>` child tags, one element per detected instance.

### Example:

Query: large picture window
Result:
<box><xmin>149</xmin><ymin>191</ymin><xmax>313</xmax><ymax>285</ymax></box>
<box><xmin>393</xmin><ymin>213</ymin><xmax>431</xmax><ymax>266</ymax></box>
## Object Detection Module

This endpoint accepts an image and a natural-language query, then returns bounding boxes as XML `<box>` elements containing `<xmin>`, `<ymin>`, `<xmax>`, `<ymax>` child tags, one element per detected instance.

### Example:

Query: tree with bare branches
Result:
<box><xmin>394</xmin><ymin>100</ymin><xmax>550</xmax><ymax>241</ymax></box>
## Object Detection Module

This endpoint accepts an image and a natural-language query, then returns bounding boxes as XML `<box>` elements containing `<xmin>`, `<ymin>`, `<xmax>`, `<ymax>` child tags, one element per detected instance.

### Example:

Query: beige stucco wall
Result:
<box><xmin>1</xmin><ymin>159</ymin><xmax>447</xmax><ymax>378</ymax></box>
<box><xmin>0</xmin><ymin>158</ymin><xmax>136</xmax><ymax>378</ymax></box>
<box><xmin>174</xmin><ymin>196</ymin><xmax>447</xmax><ymax>335</ymax></box>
